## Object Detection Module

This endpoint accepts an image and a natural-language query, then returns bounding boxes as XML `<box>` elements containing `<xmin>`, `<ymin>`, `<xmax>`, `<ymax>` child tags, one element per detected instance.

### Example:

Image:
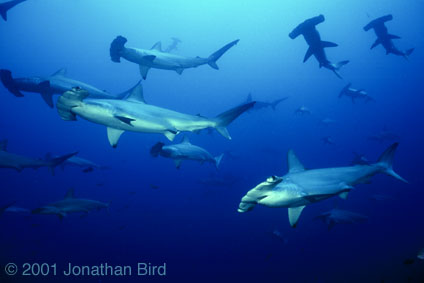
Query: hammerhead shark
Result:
<box><xmin>314</xmin><ymin>208</ymin><xmax>368</xmax><ymax>230</ymax></box>
<box><xmin>32</xmin><ymin>188</ymin><xmax>109</xmax><ymax>219</ymax></box>
<box><xmin>0</xmin><ymin>0</ymin><xmax>26</xmax><ymax>21</ymax></box>
<box><xmin>150</xmin><ymin>135</ymin><xmax>223</xmax><ymax>169</ymax></box>
<box><xmin>0</xmin><ymin>69</ymin><xmax>133</xmax><ymax>108</ymax></box>
<box><xmin>289</xmin><ymin>14</ymin><xmax>349</xmax><ymax>79</ymax></box>
<box><xmin>0</xmin><ymin>139</ymin><xmax>77</xmax><ymax>174</ymax></box>
<box><xmin>364</xmin><ymin>15</ymin><xmax>414</xmax><ymax>59</ymax></box>
<box><xmin>164</xmin><ymin>37</ymin><xmax>182</xmax><ymax>53</ymax></box>
<box><xmin>110</xmin><ymin>36</ymin><xmax>239</xmax><ymax>79</ymax></box>
<box><xmin>339</xmin><ymin>83</ymin><xmax>374</xmax><ymax>103</ymax></box>
<box><xmin>57</xmin><ymin>84</ymin><xmax>254</xmax><ymax>147</ymax></box>
<box><xmin>238</xmin><ymin>143</ymin><xmax>407</xmax><ymax>227</ymax></box>
<box><xmin>245</xmin><ymin>93</ymin><xmax>288</xmax><ymax>111</ymax></box>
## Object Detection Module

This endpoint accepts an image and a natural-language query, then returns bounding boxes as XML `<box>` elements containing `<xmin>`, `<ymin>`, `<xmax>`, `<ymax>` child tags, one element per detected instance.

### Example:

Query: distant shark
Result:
<box><xmin>150</xmin><ymin>135</ymin><xmax>223</xmax><ymax>169</ymax></box>
<box><xmin>238</xmin><ymin>143</ymin><xmax>407</xmax><ymax>227</ymax></box>
<box><xmin>364</xmin><ymin>15</ymin><xmax>414</xmax><ymax>59</ymax></box>
<box><xmin>339</xmin><ymin>83</ymin><xmax>374</xmax><ymax>103</ymax></box>
<box><xmin>164</xmin><ymin>37</ymin><xmax>182</xmax><ymax>53</ymax></box>
<box><xmin>314</xmin><ymin>208</ymin><xmax>368</xmax><ymax>230</ymax></box>
<box><xmin>0</xmin><ymin>68</ymin><xmax>133</xmax><ymax>108</ymax></box>
<box><xmin>32</xmin><ymin>188</ymin><xmax>109</xmax><ymax>219</ymax></box>
<box><xmin>294</xmin><ymin>106</ymin><xmax>311</xmax><ymax>115</ymax></box>
<box><xmin>110</xmin><ymin>36</ymin><xmax>239</xmax><ymax>79</ymax></box>
<box><xmin>0</xmin><ymin>139</ymin><xmax>77</xmax><ymax>174</ymax></box>
<box><xmin>0</xmin><ymin>0</ymin><xmax>26</xmax><ymax>21</ymax></box>
<box><xmin>289</xmin><ymin>15</ymin><xmax>349</xmax><ymax>79</ymax></box>
<box><xmin>368</xmin><ymin>128</ymin><xmax>399</xmax><ymax>143</ymax></box>
<box><xmin>0</xmin><ymin>201</ymin><xmax>16</xmax><ymax>217</ymax></box>
<box><xmin>57</xmin><ymin>84</ymin><xmax>254</xmax><ymax>147</ymax></box>
<box><xmin>245</xmin><ymin>93</ymin><xmax>288</xmax><ymax>111</ymax></box>
<box><xmin>46</xmin><ymin>153</ymin><xmax>105</xmax><ymax>172</ymax></box>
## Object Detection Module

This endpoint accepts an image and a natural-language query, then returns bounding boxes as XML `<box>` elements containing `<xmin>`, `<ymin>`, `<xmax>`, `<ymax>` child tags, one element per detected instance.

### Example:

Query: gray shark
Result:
<box><xmin>238</xmin><ymin>143</ymin><xmax>407</xmax><ymax>227</ymax></box>
<box><xmin>46</xmin><ymin>153</ymin><xmax>105</xmax><ymax>172</ymax></box>
<box><xmin>0</xmin><ymin>0</ymin><xmax>26</xmax><ymax>21</ymax></box>
<box><xmin>0</xmin><ymin>201</ymin><xmax>16</xmax><ymax>217</ymax></box>
<box><xmin>0</xmin><ymin>139</ymin><xmax>77</xmax><ymax>174</ymax></box>
<box><xmin>110</xmin><ymin>36</ymin><xmax>239</xmax><ymax>79</ymax></box>
<box><xmin>150</xmin><ymin>136</ymin><xmax>223</xmax><ymax>169</ymax></box>
<box><xmin>4</xmin><ymin>206</ymin><xmax>30</xmax><ymax>214</ymax></box>
<box><xmin>314</xmin><ymin>208</ymin><xmax>368</xmax><ymax>230</ymax></box>
<box><xmin>0</xmin><ymin>68</ymin><xmax>133</xmax><ymax>108</ymax></box>
<box><xmin>289</xmin><ymin>15</ymin><xmax>349</xmax><ymax>79</ymax></box>
<box><xmin>294</xmin><ymin>106</ymin><xmax>311</xmax><ymax>115</ymax></box>
<box><xmin>32</xmin><ymin>188</ymin><xmax>109</xmax><ymax>219</ymax></box>
<box><xmin>364</xmin><ymin>15</ymin><xmax>414</xmax><ymax>59</ymax></box>
<box><xmin>57</xmin><ymin>84</ymin><xmax>254</xmax><ymax>147</ymax></box>
<box><xmin>245</xmin><ymin>93</ymin><xmax>288</xmax><ymax>111</ymax></box>
<box><xmin>164</xmin><ymin>37</ymin><xmax>182</xmax><ymax>53</ymax></box>
<box><xmin>368</xmin><ymin>128</ymin><xmax>399</xmax><ymax>143</ymax></box>
<box><xmin>351</xmin><ymin>152</ymin><xmax>370</xmax><ymax>165</ymax></box>
<box><xmin>339</xmin><ymin>83</ymin><xmax>374</xmax><ymax>103</ymax></box>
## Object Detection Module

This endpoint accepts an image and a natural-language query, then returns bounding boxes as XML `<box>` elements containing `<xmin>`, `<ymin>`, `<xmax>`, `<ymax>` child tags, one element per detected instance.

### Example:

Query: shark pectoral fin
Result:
<box><xmin>371</xmin><ymin>39</ymin><xmax>381</xmax><ymax>49</ymax></box>
<box><xmin>114</xmin><ymin>115</ymin><xmax>135</xmax><ymax>126</ymax></box>
<box><xmin>40</xmin><ymin>92</ymin><xmax>54</xmax><ymax>108</ymax></box>
<box><xmin>288</xmin><ymin>206</ymin><xmax>305</xmax><ymax>228</ymax></box>
<box><xmin>107</xmin><ymin>127</ymin><xmax>125</xmax><ymax>148</ymax></box>
<box><xmin>175</xmin><ymin>68</ymin><xmax>184</xmax><ymax>75</ymax></box>
<box><xmin>164</xmin><ymin>130</ymin><xmax>178</xmax><ymax>141</ymax></box>
<box><xmin>303</xmin><ymin>47</ymin><xmax>314</xmax><ymax>63</ymax></box>
<box><xmin>139</xmin><ymin>65</ymin><xmax>150</xmax><ymax>80</ymax></box>
<box><xmin>215</xmin><ymin>127</ymin><xmax>230</xmax><ymax>140</ymax></box>
<box><xmin>321</xmin><ymin>41</ymin><xmax>338</xmax><ymax>48</ymax></box>
<box><xmin>388</xmin><ymin>34</ymin><xmax>401</xmax><ymax>40</ymax></box>
<box><xmin>174</xmin><ymin>159</ymin><xmax>182</xmax><ymax>169</ymax></box>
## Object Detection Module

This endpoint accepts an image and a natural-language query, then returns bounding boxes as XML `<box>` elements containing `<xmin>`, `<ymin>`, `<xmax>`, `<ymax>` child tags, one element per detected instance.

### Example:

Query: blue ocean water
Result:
<box><xmin>0</xmin><ymin>0</ymin><xmax>423</xmax><ymax>282</ymax></box>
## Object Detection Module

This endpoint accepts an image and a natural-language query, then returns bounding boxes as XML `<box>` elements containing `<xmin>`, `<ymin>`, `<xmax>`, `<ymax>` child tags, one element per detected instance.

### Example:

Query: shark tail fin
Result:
<box><xmin>110</xmin><ymin>36</ymin><xmax>127</xmax><ymax>63</ymax></box>
<box><xmin>376</xmin><ymin>143</ymin><xmax>408</xmax><ymax>183</ymax></box>
<box><xmin>331</xmin><ymin>60</ymin><xmax>349</xmax><ymax>79</ymax></box>
<box><xmin>214</xmin><ymin>154</ymin><xmax>224</xmax><ymax>169</ymax></box>
<box><xmin>0</xmin><ymin>7</ymin><xmax>7</xmax><ymax>21</ymax></box>
<box><xmin>48</xmin><ymin>152</ymin><xmax>78</xmax><ymax>176</ymax></box>
<box><xmin>57</xmin><ymin>88</ymin><xmax>90</xmax><ymax>121</ymax></box>
<box><xmin>207</xmin><ymin>39</ymin><xmax>239</xmax><ymax>70</ymax></box>
<box><xmin>271</xmin><ymin>97</ymin><xmax>288</xmax><ymax>110</ymax></box>
<box><xmin>213</xmin><ymin>101</ymin><xmax>255</xmax><ymax>139</ymax></box>
<box><xmin>0</xmin><ymin>69</ymin><xmax>24</xmax><ymax>97</ymax></box>
<box><xmin>150</xmin><ymin>142</ymin><xmax>164</xmax><ymax>157</ymax></box>
<box><xmin>405</xmin><ymin>48</ymin><xmax>414</xmax><ymax>58</ymax></box>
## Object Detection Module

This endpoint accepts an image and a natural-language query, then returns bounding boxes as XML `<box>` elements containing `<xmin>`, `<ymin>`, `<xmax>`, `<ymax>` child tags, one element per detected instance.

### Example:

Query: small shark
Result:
<box><xmin>314</xmin><ymin>208</ymin><xmax>368</xmax><ymax>230</ymax></box>
<box><xmin>294</xmin><ymin>106</ymin><xmax>311</xmax><ymax>115</ymax></box>
<box><xmin>46</xmin><ymin>153</ymin><xmax>105</xmax><ymax>172</ymax></box>
<box><xmin>0</xmin><ymin>201</ymin><xmax>16</xmax><ymax>217</ymax></box>
<box><xmin>0</xmin><ymin>139</ymin><xmax>77</xmax><ymax>174</ymax></box>
<box><xmin>110</xmin><ymin>36</ymin><xmax>239</xmax><ymax>79</ymax></box>
<box><xmin>57</xmin><ymin>84</ymin><xmax>254</xmax><ymax>147</ymax></box>
<box><xmin>0</xmin><ymin>0</ymin><xmax>26</xmax><ymax>21</ymax></box>
<box><xmin>339</xmin><ymin>83</ymin><xmax>374</xmax><ymax>103</ymax></box>
<box><xmin>289</xmin><ymin>14</ymin><xmax>349</xmax><ymax>79</ymax></box>
<box><xmin>164</xmin><ymin>37</ymin><xmax>182</xmax><ymax>53</ymax></box>
<box><xmin>368</xmin><ymin>128</ymin><xmax>399</xmax><ymax>143</ymax></box>
<box><xmin>32</xmin><ymin>188</ymin><xmax>109</xmax><ymax>219</ymax></box>
<box><xmin>351</xmin><ymin>152</ymin><xmax>370</xmax><ymax>165</ymax></box>
<box><xmin>238</xmin><ymin>143</ymin><xmax>407</xmax><ymax>227</ymax></box>
<box><xmin>244</xmin><ymin>93</ymin><xmax>288</xmax><ymax>111</ymax></box>
<box><xmin>321</xmin><ymin>136</ymin><xmax>335</xmax><ymax>145</ymax></box>
<box><xmin>364</xmin><ymin>14</ymin><xmax>414</xmax><ymax>59</ymax></box>
<box><xmin>150</xmin><ymin>135</ymin><xmax>223</xmax><ymax>169</ymax></box>
<box><xmin>0</xmin><ymin>68</ymin><xmax>133</xmax><ymax>108</ymax></box>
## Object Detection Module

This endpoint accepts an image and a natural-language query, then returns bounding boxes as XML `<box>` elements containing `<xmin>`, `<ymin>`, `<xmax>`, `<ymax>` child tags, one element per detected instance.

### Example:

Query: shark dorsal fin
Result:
<box><xmin>0</xmin><ymin>139</ymin><xmax>8</xmax><ymax>151</ymax></box>
<box><xmin>51</xmin><ymin>68</ymin><xmax>67</xmax><ymax>77</ymax></box>
<box><xmin>181</xmin><ymin>135</ymin><xmax>190</xmax><ymax>144</ymax></box>
<box><xmin>287</xmin><ymin>149</ymin><xmax>305</xmax><ymax>173</ymax></box>
<box><xmin>125</xmin><ymin>83</ymin><xmax>146</xmax><ymax>103</ymax></box>
<box><xmin>150</xmin><ymin>41</ymin><xmax>163</xmax><ymax>52</ymax></box>
<box><xmin>64</xmin><ymin>188</ymin><xmax>75</xmax><ymax>199</ymax></box>
<box><xmin>246</xmin><ymin>93</ymin><xmax>253</xmax><ymax>102</ymax></box>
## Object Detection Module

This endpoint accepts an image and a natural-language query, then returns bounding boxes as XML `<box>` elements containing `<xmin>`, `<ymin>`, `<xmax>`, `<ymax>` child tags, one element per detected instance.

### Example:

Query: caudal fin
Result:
<box><xmin>48</xmin><ymin>152</ymin><xmax>78</xmax><ymax>176</ymax></box>
<box><xmin>271</xmin><ymin>97</ymin><xmax>289</xmax><ymax>110</ymax></box>
<box><xmin>0</xmin><ymin>69</ymin><xmax>23</xmax><ymax>97</ymax></box>
<box><xmin>214</xmin><ymin>154</ymin><xmax>224</xmax><ymax>169</ymax></box>
<box><xmin>207</xmin><ymin>39</ymin><xmax>239</xmax><ymax>70</ymax></box>
<box><xmin>56</xmin><ymin>87</ymin><xmax>90</xmax><ymax>121</ymax></box>
<box><xmin>213</xmin><ymin>101</ymin><xmax>255</xmax><ymax>139</ymax></box>
<box><xmin>376</xmin><ymin>143</ymin><xmax>408</xmax><ymax>183</ymax></box>
<box><xmin>331</xmin><ymin>60</ymin><xmax>349</xmax><ymax>79</ymax></box>
<box><xmin>110</xmin><ymin>36</ymin><xmax>127</xmax><ymax>63</ymax></box>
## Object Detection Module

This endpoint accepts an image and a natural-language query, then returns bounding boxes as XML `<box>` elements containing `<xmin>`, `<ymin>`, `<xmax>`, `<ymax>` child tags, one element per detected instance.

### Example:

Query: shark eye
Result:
<box><xmin>267</xmin><ymin>176</ymin><xmax>276</xmax><ymax>182</ymax></box>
